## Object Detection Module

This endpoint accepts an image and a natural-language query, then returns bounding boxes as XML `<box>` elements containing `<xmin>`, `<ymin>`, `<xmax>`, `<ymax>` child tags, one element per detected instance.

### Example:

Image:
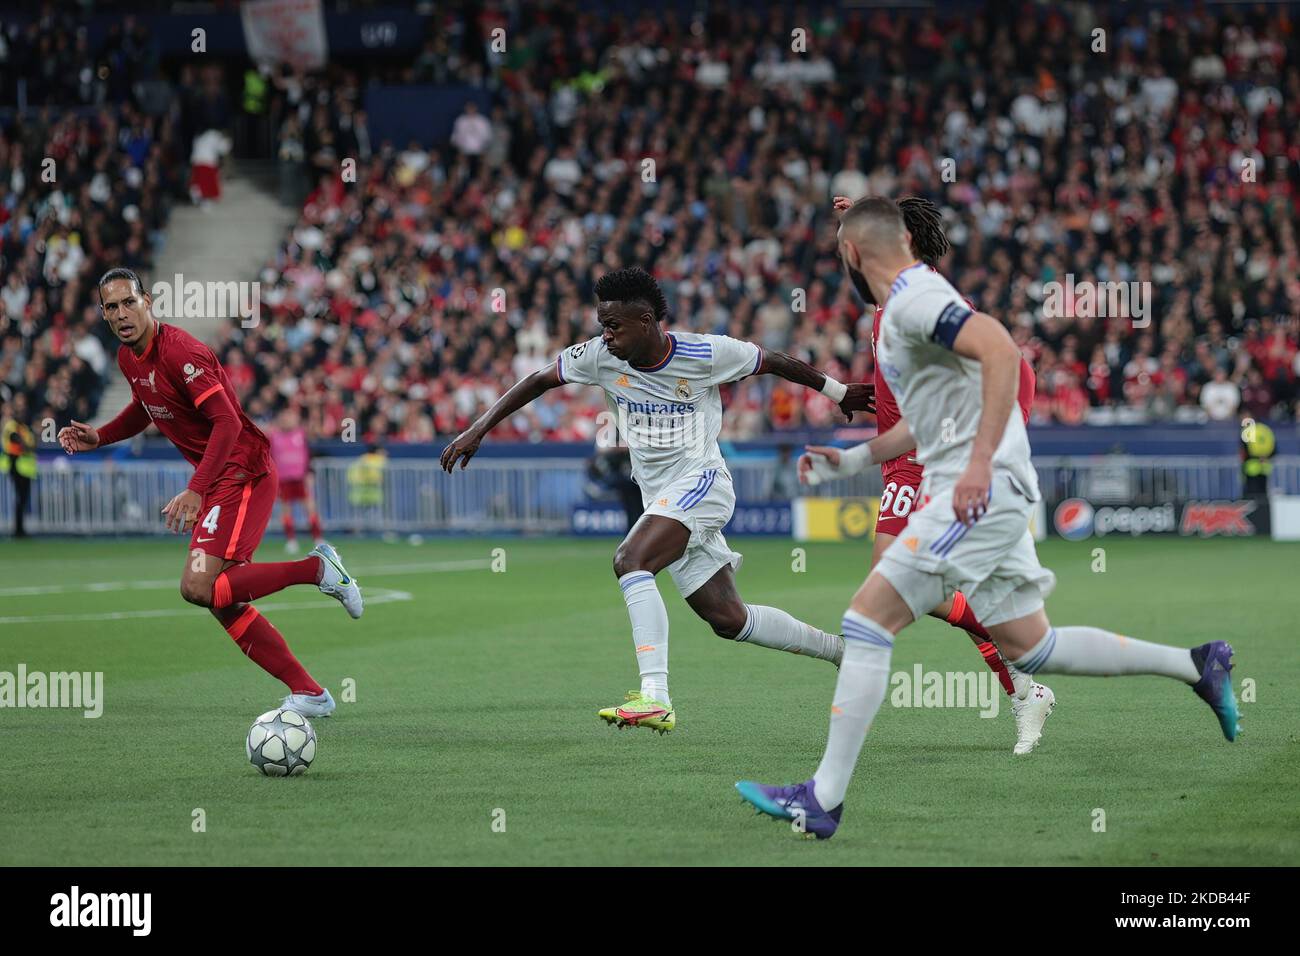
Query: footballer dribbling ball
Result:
<box><xmin>247</xmin><ymin>709</ymin><xmax>316</xmax><ymax>776</ymax></box>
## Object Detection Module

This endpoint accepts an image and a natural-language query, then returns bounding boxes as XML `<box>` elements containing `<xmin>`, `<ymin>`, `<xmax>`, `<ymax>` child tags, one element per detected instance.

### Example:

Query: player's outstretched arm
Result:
<box><xmin>798</xmin><ymin>420</ymin><xmax>916</xmax><ymax>485</ymax></box>
<box><xmin>57</xmin><ymin>419</ymin><xmax>100</xmax><ymax>454</ymax></box>
<box><xmin>950</xmin><ymin>311</ymin><xmax>1021</xmax><ymax>525</ymax></box>
<box><xmin>440</xmin><ymin>364</ymin><xmax>564</xmax><ymax>473</ymax></box>
<box><xmin>755</xmin><ymin>348</ymin><xmax>875</xmax><ymax>420</ymax></box>
<box><xmin>867</xmin><ymin>419</ymin><xmax>916</xmax><ymax>463</ymax></box>
<box><xmin>60</xmin><ymin>400</ymin><xmax>152</xmax><ymax>454</ymax></box>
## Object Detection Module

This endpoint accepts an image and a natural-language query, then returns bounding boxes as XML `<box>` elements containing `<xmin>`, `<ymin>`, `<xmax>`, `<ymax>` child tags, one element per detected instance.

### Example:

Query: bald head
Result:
<box><xmin>838</xmin><ymin>197</ymin><xmax>912</xmax><ymax>267</ymax></box>
<box><xmin>836</xmin><ymin>197</ymin><xmax>917</xmax><ymax>304</ymax></box>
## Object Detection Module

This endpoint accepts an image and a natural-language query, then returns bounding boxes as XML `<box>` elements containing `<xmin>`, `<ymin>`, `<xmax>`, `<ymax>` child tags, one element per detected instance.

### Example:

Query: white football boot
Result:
<box><xmin>281</xmin><ymin>688</ymin><xmax>336</xmax><ymax>718</ymax></box>
<box><xmin>1011</xmin><ymin>677</ymin><xmax>1056</xmax><ymax>755</ymax></box>
<box><xmin>309</xmin><ymin>542</ymin><xmax>363</xmax><ymax>619</ymax></box>
<box><xmin>285</xmin><ymin>538</ymin><xmax>300</xmax><ymax>555</ymax></box>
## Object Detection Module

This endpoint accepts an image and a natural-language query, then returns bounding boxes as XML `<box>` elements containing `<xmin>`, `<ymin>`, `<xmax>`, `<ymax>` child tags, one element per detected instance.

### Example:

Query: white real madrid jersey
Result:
<box><xmin>557</xmin><ymin>332</ymin><xmax>762</xmax><ymax>496</ymax></box>
<box><xmin>875</xmin><ymin>264</ymin><xmax>1040</xmax><ymax>499</ymax></box>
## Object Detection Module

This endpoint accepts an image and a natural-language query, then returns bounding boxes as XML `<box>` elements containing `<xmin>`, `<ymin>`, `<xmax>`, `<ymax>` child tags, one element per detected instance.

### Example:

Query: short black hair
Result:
<box><xmin>840</xmin><ymin>196</ymin><xmax>905</xmax><ymax>234</ymax></box>
<box><xmin>97</xmin><ymin>267</ymin><xmax>144</xmax><ymax>304</ymax></box>
<box><xmin>897</xmin><ymin>196</ymin><xmax>951</xmax><ymax>266</ymax></box>
<box><xmin>594</xmin><ymin>266</ymin><xmax>668</xmax><ymax>323</ymax></box>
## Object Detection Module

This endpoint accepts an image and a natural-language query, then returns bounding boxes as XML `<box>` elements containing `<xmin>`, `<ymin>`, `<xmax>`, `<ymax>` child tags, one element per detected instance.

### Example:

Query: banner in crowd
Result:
<box><xmin>1052</xmin><ymin>498</ymin><xmax>1271</xmax><ymax>539</ymax></box>
<box><xmin>570</xmin><ymin>502</ymin><xmax>791</xmax><ymax>537</ymax></box>
<box><xmin>241</xmin><ymin>0</ymin><xmax>328</xmax><ymax>70</ymax></box>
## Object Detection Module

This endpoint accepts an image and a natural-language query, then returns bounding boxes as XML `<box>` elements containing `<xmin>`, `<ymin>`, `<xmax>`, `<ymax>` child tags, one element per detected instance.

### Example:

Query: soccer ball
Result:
<box><xmin>246</xmin><ymin>709</ymin><xmax>316</xmax><ymax>776</ymax></box>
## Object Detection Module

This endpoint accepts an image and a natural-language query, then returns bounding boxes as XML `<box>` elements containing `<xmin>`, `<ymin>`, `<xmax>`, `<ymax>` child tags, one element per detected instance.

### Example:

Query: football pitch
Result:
<box><xmin>1</xmin><ymin>535</ymin><xmax>1296</xmax><ymax>867</ymax></box>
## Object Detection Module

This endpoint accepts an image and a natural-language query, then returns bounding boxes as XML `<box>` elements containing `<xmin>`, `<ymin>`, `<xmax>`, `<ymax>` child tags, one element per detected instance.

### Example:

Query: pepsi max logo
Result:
<box><xmin>1054</xmin><ymin>498</ymin><xmax>1095</xmax><ymax>540</ymax></box>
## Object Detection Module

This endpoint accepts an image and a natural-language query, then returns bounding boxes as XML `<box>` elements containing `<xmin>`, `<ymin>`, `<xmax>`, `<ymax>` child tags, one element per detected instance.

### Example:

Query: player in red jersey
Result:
<box><xmin>802</xmin><ymin>197</ymin><xmax>1055</xmax><ymax>754</ymax></box>
<box><xmin>56</xmin><ymin>268</ymin><xmax>363</xmax><ymax>717</ymax></box>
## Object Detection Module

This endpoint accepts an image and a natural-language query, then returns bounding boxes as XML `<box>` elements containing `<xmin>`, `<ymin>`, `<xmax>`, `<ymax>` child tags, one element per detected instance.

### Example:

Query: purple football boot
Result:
<box><xmin>1190</xmin><ymin>640</ymin><xmax>1240</xmax><ymax>741</ymax></box>
<box><xmin>735</xmin><ymin>779</ymin><xmax>842</xmax><ymax>840</ymax></box>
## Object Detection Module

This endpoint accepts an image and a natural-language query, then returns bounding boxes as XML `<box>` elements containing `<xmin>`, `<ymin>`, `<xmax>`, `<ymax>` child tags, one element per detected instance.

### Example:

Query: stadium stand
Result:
<box><xmin>1</xmin><ymin>10</ymin><xmax>185</xmax><ymax>425</ymax></box>
<box><xmin>2</xmin><ymin>3</ymin><xmax>1298</xmax><ymax>445</ymax></box>
<box><xmin>221</xmin><ymin>2</ymin><xmax>1300</xmax><ymax>441</ymax></box>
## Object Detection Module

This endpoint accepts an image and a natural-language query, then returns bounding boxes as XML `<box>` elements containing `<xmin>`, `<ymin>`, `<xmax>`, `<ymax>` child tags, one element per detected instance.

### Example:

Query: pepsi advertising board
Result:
<box><xmin>1052</xmin><ymin>498</ymin><xmax>1268</xmax><ymax>539</ymax></box>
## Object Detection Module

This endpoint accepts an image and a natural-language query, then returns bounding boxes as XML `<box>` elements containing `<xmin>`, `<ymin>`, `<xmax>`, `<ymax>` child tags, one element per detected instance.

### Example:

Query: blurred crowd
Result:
<box><xmin>0</xmin><ymin>10</ymin><xmax>187</xmax><ymax>427</ymax></box>
<box><xmin>0</xmin><ymin>105</ymin><xmax>185</xmax><ymax>425</ymax></box>
<box><xmin>225</xmin><ymin>1</ymin><xmax>1300</xmax><ymax>443</ymax></box>
<box><xmin>5</xmin><ymin>2</ymin><xmax>1300</xmax><ymax>445</ymax></box>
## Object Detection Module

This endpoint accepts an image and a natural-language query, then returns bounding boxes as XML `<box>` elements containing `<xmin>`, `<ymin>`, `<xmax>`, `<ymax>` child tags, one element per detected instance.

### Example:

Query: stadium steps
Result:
<box><xmin>96</xmin><ymin>160</ymin><xmax>297</xmax><ymax>424</ymax></box>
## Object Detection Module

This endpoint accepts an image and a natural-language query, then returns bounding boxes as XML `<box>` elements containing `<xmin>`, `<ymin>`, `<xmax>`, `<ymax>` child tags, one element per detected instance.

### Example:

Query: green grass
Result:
<box><xmin>0</xmin><ymin>535</ymin><xmax>1296</xmax><ymax>866</ymax></box>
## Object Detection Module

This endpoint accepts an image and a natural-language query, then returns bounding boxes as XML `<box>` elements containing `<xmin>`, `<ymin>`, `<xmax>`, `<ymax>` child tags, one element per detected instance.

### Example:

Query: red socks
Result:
<box><xmin>945</xmin><ymin>590</ymin><xmax>990</xmax><ymax>641</ymax></box>
<box><xmin>212</xmin><ymin>558</ymin><xmax>321</xmax><ymax>608</ymax></box>
<box><xmin>284</xmin><ymin>512</ymin><xmax>322</xmax><ymax>544</ymax></box>
<box><xmin>946</xmin><ymin>592</ymin><xmax>1017</xmax><ymax>697</ymax></box>
<box><xmin>206</xmin><ymin>560</ymin><xmax>325</xmax><ymax>694</ymax></box>
<box><xmin>215</xmin><ymin>605</ymin><xmax>323</xmax><ymax>695</ymax></box>
<box><xmin>977</xmin><ymin>641</ymin><xmax>1017</xmax><ymax>696</ymax></box>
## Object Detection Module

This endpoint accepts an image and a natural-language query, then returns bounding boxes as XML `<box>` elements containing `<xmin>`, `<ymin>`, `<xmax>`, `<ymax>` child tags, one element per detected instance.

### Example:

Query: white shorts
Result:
<box><xmin>873</xmin><ymin>473</ymin><xmax>1056</xmax><ymax>627</ymax></box>
<box><xmin>642</xmin><ymin>467</ymin><xmax>742</xmax><ymax>598</ymax></box>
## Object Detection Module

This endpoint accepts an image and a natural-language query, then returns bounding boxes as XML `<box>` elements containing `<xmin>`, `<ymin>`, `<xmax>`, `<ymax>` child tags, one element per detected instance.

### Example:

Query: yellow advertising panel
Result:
<box><xmin>793</xmin><ymin>497</ymin><xmax>881</xmax><ymax>542</ymax></box>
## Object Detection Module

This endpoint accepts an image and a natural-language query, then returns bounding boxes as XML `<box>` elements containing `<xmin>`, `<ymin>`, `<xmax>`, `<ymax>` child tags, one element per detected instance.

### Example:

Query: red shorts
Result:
<box><xmin>278</xmin><ymin>477</ymin><xmax>309</xmax><ymax>502</ymax></box>
<box><xmin>190</xmin><ymin>465</ymin><xmax>277</xmax><ymax>563</ymax></box>
<box><xmin>875</xmin><ymin>461</ymin><xmax>924</xmax><ymax>538</ymax></box>
<box><xmin>189</xmin><ymin>163</ymin><xmax>221</xmax><ymax>200</ymax></box>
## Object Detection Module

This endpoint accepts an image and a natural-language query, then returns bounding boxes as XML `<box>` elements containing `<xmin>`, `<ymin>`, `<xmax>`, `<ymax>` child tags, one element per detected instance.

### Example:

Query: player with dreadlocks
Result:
<box><xmin>800</xmin><ymin>195</ymin><xmax>1055</xmax><ymax>756</ymax></box>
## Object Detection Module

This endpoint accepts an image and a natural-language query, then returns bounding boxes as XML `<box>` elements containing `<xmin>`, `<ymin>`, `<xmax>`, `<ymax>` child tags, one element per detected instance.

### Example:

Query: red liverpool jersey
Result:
<box><xmin>114</xmin><ymin>323</ymin><xmax>271</xmax><ymax>489</ymax></box>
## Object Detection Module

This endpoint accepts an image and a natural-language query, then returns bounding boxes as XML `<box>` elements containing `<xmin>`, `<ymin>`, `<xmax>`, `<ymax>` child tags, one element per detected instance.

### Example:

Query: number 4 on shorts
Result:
<box><xmin>201</xmin><ymin>505</ymin><xmax>220</xmax><ymax>534</ymax></box>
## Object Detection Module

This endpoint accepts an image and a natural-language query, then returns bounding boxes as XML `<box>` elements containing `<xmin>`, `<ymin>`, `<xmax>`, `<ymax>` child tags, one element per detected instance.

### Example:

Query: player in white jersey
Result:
<box><xmin>442</xmin><ymin>266</ymin><xmax>875</xmax><ymax>733</ymax></box>
<box><xmin>736</xmin><ymin>197</ymin><xmax>1240</xmax><ymax>839</ymax></box>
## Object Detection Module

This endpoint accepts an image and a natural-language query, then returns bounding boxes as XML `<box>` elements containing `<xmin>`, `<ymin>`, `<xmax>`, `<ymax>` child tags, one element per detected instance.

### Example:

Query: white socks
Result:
<box><xmin>618</xmin><ymin>571</ymin><xmax>671</xmax><ymax>705</ymax></box>
<box><xmin>1012</xmin><ymin>626</ymin><xmax>1199</xmax><ymax>682</ymax></box>
<box><xmin>736</xmin><ymin>604</ymin><xmax>844</xmax><ymax>665</ymax></box>
<box><xmin>812</xmin><ymin>611</ymin><xmax>894</xmax><ymax>810</ymax></box>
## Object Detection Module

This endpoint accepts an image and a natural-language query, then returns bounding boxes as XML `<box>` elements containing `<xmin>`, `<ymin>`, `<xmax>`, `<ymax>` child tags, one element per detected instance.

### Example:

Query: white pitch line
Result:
<box><xmin>353</xmin><ymin>558</ymin><xmax>493</xmax><ymax>575</ymax></box>
<box><xmin>0</xmin><ymin>559</ymin><xmax>492</xmax><ymax>597</ymax></box>
<box><xmin>0</xmin><ymin>588</ymin><xmax>413</xmax><ymax>625</ymax></box>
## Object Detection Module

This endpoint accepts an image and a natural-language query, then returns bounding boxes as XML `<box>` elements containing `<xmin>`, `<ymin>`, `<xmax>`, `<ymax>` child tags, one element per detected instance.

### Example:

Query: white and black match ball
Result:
<box><xmin>247</xmin><ymin>709</ymin><xmax>317</xmax><ymax>777</ymax></box>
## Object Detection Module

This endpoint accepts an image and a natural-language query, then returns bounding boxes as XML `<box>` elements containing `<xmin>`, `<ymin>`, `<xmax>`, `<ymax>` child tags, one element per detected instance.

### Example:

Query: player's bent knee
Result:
<box><xmin>709</xmin><ymin>606</ymin><xmax>747</xmax><ymax>640</ymax></box>
<box><xmin>612</xmin><ymin>546</ymin><xmax>651</xmax><ymax>578</ymax></box>
<box><xmin>988</xmin><ymin>609</ymin><xmax>1051</xmax><ymax>660</ymax></box>
<box><xmin>179</xmin><ymin>579</ymin><xmax>213</xmax><ymax>607</ymax></box>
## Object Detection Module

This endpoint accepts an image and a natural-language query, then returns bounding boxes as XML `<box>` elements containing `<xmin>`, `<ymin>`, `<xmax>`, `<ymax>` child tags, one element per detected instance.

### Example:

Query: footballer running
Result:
<box><xmin>736</xmin><ymin>198</ymin><xmax>1239</xmax><ymax>839</ymax></box>
<box><xmin>442</xmin><ymin>266</ymin><xmax>874</xmax><ymax>733</ymax></box>
<box><xmin>58</xmin><ymin>268</ymin><xmax>362</xmax><ymax>718</ymax></box>
<box><xmin>802</xmin><ymin>194</ymin><xmax>1056</xmax><ymax>756</ymax></box>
